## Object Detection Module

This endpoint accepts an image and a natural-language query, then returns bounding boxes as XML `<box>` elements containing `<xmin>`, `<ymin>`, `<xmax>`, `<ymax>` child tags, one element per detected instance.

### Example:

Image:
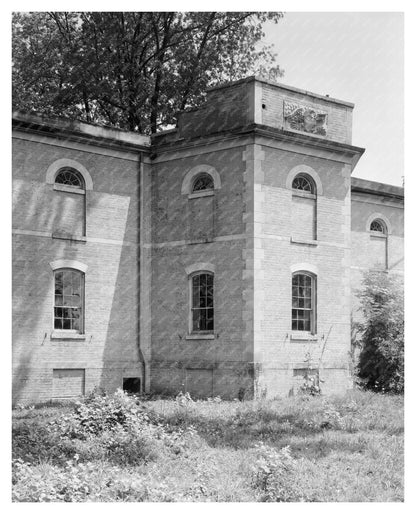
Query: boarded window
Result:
<box><xmin>52</xmin><ymin>369</ymin><xmax>85</xmax><ymax>398</ymax></box>
<box><xmin>53</xmin><ymin>168</ymin><xmax>85</xmax><ymax>237</ymax></box>
<box><xmin>52</xmin><ymin>191</ymin><xmax>85</xmax><ymax>237</ymax></box>
<box><xmin>291</xmin><ymin>194</ymin><xmax>316</xmax><ymax>240</ymax></box>
<box><xmin>185</xmin><ymin>369</ymin><xmax>213</xmax><ymax>399</ymax></box>
<box><xmin>369</xmin><ymin>235</ymin><xmax>387</xmax><ymax>269</ymax></box>
<box><xmin>188</xmin><ymin>196</ymin><xmax>215</xmax><ymax>242</ymax></box>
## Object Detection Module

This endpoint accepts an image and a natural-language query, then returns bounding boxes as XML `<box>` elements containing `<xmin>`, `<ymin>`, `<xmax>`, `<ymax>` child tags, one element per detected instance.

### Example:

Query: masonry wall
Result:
<box><xmin>247</xmin><ymin>143</ymin><xmax>353</xmax><ymax>398</ymax></box>
<box><xmin>350</xmin><ymin>191</ymin><xmax>404</xmax><ymax>317</ymax></box>
<box><xmin>260</xmin><ymin>82</ymin><xmax>353</xmax><ymax>144</ymax></box>
<box><xmin>12</xmin><ymin>134</ymin><xmax>144</xmax><ymax>403</ymax></box>
<box><xmin>149</xmin><ymin>143</ymin><xmax>254</xmax><ymax>399</ymax></box>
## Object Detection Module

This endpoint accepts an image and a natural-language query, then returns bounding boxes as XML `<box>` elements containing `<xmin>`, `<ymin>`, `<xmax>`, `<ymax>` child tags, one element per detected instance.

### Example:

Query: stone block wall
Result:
<box><xmin>149</xmin><ymin>142</ymin><xmax>253</xmax><ymax>399</ymax></box>
<box><xmin>12</xmin><ymin>132</ymin><xmax>144</xmax><ymax>403</ymax></box>
<box><xmin>248</xmin><ymin>143</ymin><xmax>353</xmax><ymax>398</ymax></box>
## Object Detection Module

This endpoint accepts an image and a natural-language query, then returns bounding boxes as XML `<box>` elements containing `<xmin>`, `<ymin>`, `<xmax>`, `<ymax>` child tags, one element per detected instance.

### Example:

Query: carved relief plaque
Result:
<box><xmin>283</xmin><ymin>101</ymin><xmax>327</xmax><ymax>136</ymax></box>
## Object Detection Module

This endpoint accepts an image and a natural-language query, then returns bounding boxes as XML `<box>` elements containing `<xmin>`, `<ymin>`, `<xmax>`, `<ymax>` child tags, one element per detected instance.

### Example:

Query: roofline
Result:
<box><xmin>12</xmin><ymin>110</ymin><xmax>151</xmax><ymax>151</ymax></box>
<box><xmin>351</xmin><ymin>177</ymin><xmax>404</xmax><ymax>200</ymax></box>
<box><xmin>151</xmin><ymin>122</ymin><xmax>365</xmax><ymax>170</ymax></box>
<box><xmin>206</xmin><ymin>76</ymin><xmax>355</xmax><ymax>109</ymax></box>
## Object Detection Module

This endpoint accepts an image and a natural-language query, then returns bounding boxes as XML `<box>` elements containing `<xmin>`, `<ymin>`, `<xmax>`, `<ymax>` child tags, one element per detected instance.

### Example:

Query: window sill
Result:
<box><xmin>185</xmin><ymin>333</ymin><xmax>215</xmax><ymax>340</ymax></box>
<box><xmin>290</xmin><ymin>237</ymin><xmax>318</xmax><ymax>246</ymax></box>
<box><xmin>290</xmin><ymin>333</ymin><xmax>318</xmax><ymax>342</ymax></box>
<box><xmin>51</xmin><ymin>331</ymin><xmax>86</xmax><ymax>340</ymax></box>
<box><xmin>291</xmin><ymin>190</ymin><xmax>317</xmax><ymax>199</ymax></box>
<box><xmin>53</xmin><ymin>184</ymin><xmax>85</xmax><ymax>195</ymax></box>
<box><xmin>188</xmin><ymin>190</ymin><xmax>215</xmax><ymax>200</ymax></box>
<box><xmin>52</xmin><ymin>232</ymin><xmax>87</xmax><ymax>243</ymax></box>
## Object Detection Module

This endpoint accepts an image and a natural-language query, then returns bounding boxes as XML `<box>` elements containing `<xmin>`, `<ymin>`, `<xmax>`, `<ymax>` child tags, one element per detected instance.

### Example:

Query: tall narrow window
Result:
<box><xmin>291</xmin><ymin>174</ymin><xmax>317</xmax><ymax>241</ymax></box>
<box><xmin>191</xmin><ymin>272</ymin><xmax>214</xmax><ymax>332</ymax></box>
<box><xmin>53</xmin><ymin>167</ymin><xmax>86</xmax><ymax>238</ymax></box>
<box><xmin>292</xmin><ymin>272</ymin><xmax>316</xmax><ymax>333</ymax></box>
<box><xmin>54</xmin><ymin>269</ymin><xmax>84</xmax><ymax>332</ymax></box>
<box><xmin>369</xmin><ymin>218</ymin><xmax>388</xmax><ymax>269</ymax></box>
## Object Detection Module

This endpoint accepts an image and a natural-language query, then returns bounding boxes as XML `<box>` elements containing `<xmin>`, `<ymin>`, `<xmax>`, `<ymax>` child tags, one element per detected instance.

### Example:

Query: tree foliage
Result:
<box><xmin>12</xmin><ymin>12</ymin><xmax>283</xmax><ymax>133</ymax></box>
<box><xmin>356</xmin><ymin>271</ymin><xmax>404</xmax><ymax>393</ymax></box>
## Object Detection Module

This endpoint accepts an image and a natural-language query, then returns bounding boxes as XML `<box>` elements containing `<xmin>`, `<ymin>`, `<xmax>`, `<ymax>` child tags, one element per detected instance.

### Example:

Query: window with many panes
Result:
<box><xmin>292</xmin><ymin>272</ymin><xmax>316</xmax><ymax>333</ymax></box>
<box><xmin>191</xmin><ymin>272</ymin><xmax>214</xmax><ymax>332</ymax></box>
<box><xmin>54</xmin><ymin>269</ymin><xmax>84</xmax><ymax>332</ymax></box>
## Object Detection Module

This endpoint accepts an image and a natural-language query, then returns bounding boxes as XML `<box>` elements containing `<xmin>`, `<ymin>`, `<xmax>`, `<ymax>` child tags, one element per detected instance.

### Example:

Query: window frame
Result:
<box><xmin>370</xmin><ymin>219</ymin><xmax>387</xmax><ymax>235</ymax></box>
<box><xmin>291</xmin><ymin>173</ymin><xmax>318</xmax><ymax>242</ymax></box>
<box><xmin>191</xmin><ymin>173</ymin><xmax>215</xmax><ymax>194</ymax></box>
<box><xmin>53</xmin><ymin>268</ymin><xmax>85</xmax><ymax>335</ymax></box>
<box><xmin>54</xmin><ymin>167</ymin><xmax>85</xmax><ymax>190</ymax></box>
<box><xmin>369</xmin><ymin>218</ymin><xmax>388</xmax><ymax>270</ymax></box>
<box><xmin>52</xmin><ymin>167</ymin><xmax>87</xmax><ymax>237</ymax></box>
<box><xmin>291</xmin><ymin>271</ymin><xmax>317</xmax><ymax>336</ymax></box>
<box><xmin>292</xmin><ymin>174</ymin><xmax>316</xmax><ymax>195</ymax></box>
<box><xmin>188</xmin><ymin>271</ymin><xmax>214</xmax><ymax>336</ymax></box>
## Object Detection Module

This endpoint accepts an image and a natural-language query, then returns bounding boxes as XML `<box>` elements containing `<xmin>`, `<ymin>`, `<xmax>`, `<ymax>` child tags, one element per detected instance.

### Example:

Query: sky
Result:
<box><xmin>262</xmin><ymin>12</ymin><xmax>404</xmax><ymax>186</ymax></box>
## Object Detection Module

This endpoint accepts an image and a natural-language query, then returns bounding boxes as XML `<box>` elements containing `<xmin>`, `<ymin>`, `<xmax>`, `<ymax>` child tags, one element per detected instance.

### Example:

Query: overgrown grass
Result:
<box><xmin>12</xmin><ymin>389</ymin><xmax>403</xmax><ymax>502</ymax></box>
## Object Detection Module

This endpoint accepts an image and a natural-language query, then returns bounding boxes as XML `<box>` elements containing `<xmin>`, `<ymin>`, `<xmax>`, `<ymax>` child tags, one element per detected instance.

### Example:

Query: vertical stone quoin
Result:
<box><xmin>242</xmin><ymin>143</ymin><xmax>266</xmax><ymax>398</ymax></box>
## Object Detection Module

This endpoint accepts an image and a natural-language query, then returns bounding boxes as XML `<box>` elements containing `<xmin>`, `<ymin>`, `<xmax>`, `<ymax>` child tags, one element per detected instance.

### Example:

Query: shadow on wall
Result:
<box><xmin>98</xmin><ymin>165</ymin><xmax>142</xmax><ymax>393</ymax></box>
<box><xmin>12</xmin><ymin>182</ymin><xmax>104</xmax><ymax>402</ymax></box>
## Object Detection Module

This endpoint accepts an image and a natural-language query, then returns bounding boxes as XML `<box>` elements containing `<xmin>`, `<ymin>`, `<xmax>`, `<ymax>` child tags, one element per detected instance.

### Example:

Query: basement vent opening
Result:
<box><xmin>123</xmin><ymin>377</ymin><xmax>141</xmax><ymax>394</ymax></box>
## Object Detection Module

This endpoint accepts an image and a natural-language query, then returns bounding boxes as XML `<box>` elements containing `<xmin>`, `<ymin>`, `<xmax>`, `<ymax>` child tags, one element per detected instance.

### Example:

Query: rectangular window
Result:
<box><xmin>54</xmin><ymin>269</ymin><xmax>84</xmax><ymax>332</ymax></box>
<box><xmin>191</xmin><ymin>273</ymin><xmax>214</xmax><ymax>332</ymax></box>
<box><xmin>292</xmin><ymin>273</ymin><xmax>316</xmax><ymax>333</ymax></box>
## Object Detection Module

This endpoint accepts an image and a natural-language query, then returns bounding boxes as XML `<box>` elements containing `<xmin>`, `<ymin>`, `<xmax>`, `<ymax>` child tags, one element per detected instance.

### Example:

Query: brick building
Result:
<box><xmin>12</xmin><ymin>77</ymin><xmax>404</xmax><ymax>403</ymax></box>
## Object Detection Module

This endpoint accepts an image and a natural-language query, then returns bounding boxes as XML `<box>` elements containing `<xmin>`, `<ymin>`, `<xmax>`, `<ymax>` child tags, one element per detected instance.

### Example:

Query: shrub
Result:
<box><xmin>252</xmin><ymin>443</ymin><xmax>306</xmax><ymax>501</ymax></box>
<box><xmin>47</xmin><ymin>389</ymin><xmax>146</xmax><ymax>439</ymax></box>
<box><xmin>45</xmin><ymin>389</ymin><xmax>199</xmax><ymax>464</ymax></box>
<box><xmin>356</xmin><ymin>272</ymin><xmax>404</xmax><ymax>393</ymax></box>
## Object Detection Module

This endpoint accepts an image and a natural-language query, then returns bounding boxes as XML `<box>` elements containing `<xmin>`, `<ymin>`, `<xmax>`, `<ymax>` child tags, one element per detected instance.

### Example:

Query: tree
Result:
<box><xmin>12</xmin><ymin>12</ymin><xmax>284</xmax><ymax>133</ymax></box>
<box><xmin>356</xmin><ymin>271</ymin><xmax>404</xmax><ymax>393</ymax></box>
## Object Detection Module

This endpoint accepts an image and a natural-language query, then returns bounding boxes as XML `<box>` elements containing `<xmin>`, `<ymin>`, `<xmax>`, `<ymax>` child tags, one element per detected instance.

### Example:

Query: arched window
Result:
<box><xmin>368</xmin><ymin>217</ymin><xmax>388</xmax><ymax>269</ymax></box>
<box><xmin>292</xmin><ymin>272</ymin><xmax>316</xmax><ymax>333</ymax></box>
<box><xmin>55</xmin><ymin>168</ymin><xmax>85</xmax><ymax>189</ymax></box>
<box><xmin>54</xmin><ymin>268</ymin><xmax>84</xmax><ymax>333</ymax></box>
<box><xmin>292</xmin><ymin>174</ymin><xmax>315</xmax><ymax>194</ymax></box>
<box><xmin>192</xmin><ymin>173</ymin><xmax>214</xmax><ymax>193</ymax></box>
<box><xmin>46</xmin><ymin>158</ymin><xmax>92</xmax><ymax>239</ymax></box>
<box><xmin>370</xmin><ymin>219</ymin><xmax>386</xmax><ymax>234</ymax></box>
<box><xmin>190</xmin><ymin>272</ymin><xmax>214</xmax><ymax>333</ymax></box>
<box><xmin>291</xmin><ymin>174</ymin><xmax>317</xmax><ymax>241</ymax></box>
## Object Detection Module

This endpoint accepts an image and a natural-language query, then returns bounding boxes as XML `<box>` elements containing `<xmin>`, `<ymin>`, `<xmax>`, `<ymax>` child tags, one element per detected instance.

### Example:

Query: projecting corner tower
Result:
<box><xmin>149</xmin><ymin>76</ymin><xmax>364</xmax><ymax>398</ymax></box>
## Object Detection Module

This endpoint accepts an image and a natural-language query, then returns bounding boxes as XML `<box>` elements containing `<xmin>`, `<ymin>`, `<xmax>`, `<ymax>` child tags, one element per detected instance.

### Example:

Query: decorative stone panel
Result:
<box><xmin>284</xmin><ymin>101</ymin><xmax>328</xmax><ymax>136</ymax></box>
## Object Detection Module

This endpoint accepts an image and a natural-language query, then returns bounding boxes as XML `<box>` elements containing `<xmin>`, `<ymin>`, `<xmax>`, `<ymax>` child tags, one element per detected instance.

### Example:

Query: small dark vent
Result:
<box><xmin>123</xmin><ymin>377</ymin><xmax>141</xmax><ymax>394</ymax></box>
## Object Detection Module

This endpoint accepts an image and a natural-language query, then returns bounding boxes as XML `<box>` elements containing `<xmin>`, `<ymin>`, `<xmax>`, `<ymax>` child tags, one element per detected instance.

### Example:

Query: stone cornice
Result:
<box><xmin>12</xmin><ymin>111</ymin><xmax>150</xmax><ymax>153</ymax></box>
<box><xmin>351</xmin><ymin>177</ymin><xmax>404</xmax><ymax>200</ymax></box>
<box><xmin>151</xmin><ymin>122</ymin><xmax>365</xmax><ymax>169</ymax></box>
